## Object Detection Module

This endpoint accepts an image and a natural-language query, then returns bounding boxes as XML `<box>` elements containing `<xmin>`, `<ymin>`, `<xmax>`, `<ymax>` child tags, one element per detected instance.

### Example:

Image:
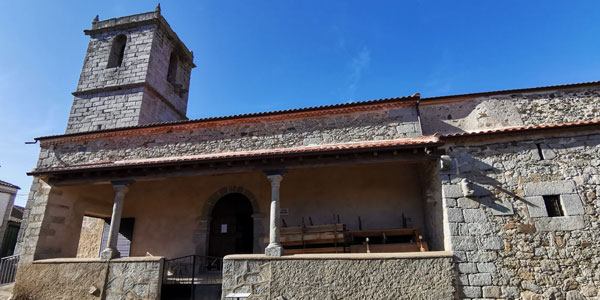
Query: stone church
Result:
<box><xmin>11</xmin><ymin>6</ymin><xmax>600</xmax><ymax>300</ymax></box>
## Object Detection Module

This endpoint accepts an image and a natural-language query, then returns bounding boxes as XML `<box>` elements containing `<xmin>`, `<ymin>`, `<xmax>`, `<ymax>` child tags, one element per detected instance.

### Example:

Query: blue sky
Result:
<box><xmin>1</xmin><ymin>1</ymin><xmax>599</xmax><ymax>206</ymax></box>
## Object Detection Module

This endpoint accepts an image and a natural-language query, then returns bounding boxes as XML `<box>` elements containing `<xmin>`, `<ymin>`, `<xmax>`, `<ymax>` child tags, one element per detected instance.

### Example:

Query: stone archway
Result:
<box><xmin>201</xmin><ymin>186</ymin><xmax>260</xmax><ymax>219</ymax></box>
<box><xmin>194</xmin><ymin>186</ymin><xmax>265</xmax><ymax>256</ymax></box>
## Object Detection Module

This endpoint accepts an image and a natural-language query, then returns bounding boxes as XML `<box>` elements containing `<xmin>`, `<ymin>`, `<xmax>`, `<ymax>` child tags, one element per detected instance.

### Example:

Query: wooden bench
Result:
<box><xmin>265</xmin><ymin>224</ymin><xmax>346</xmax><ymax>254</ymax></box>
<box><xmin>348</xmin><ymin>228</ymin><xmax>428</xmax><ymax>253</ymax></box>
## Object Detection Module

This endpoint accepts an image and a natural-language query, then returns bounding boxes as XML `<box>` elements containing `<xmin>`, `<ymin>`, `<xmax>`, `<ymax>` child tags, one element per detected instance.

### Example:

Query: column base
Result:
<box><xmin>100</xmin><ymin>248</ymin><xmax>120</xmax><ymax>260</ymax></box>
<box><xmin>265</xmin><ymin>245</ymin><xmax>284</xmax><ymax>257</ymax></box>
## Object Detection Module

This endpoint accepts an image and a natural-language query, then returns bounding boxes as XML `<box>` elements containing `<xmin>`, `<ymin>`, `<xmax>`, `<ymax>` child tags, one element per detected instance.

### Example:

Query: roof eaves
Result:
<box><xmin>0</xmin><ymin>180</ymin><xmax>20</xmax><ymax>190</ymax></box>
<box><xmin>441</xmin><ymin>120</ymin><xmax>600</xmax><ymax>139</ymax></box>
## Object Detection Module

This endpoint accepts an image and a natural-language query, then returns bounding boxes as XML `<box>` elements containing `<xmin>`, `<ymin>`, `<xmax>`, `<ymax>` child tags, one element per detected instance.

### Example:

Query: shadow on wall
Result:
<box><xmin>444</xmin><ymin>145</ymin><xmax>538</xmax><ymax>209</ymax></box>
<box><xmin>420</xmin><ymin>95</ymin><xmax>525</xmax><ymax>136</ymax></box>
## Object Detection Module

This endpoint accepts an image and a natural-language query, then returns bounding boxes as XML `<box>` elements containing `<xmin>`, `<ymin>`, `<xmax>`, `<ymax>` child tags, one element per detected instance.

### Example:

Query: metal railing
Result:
<box><xmin>163</xmin><ymin>255</ymin><xmax>222</xmax><ymax>285</ymax></box>
<box><xmin>0</xmin><ymin>255</ymin><xmax>19</xmax><ymax>285</ymax></box>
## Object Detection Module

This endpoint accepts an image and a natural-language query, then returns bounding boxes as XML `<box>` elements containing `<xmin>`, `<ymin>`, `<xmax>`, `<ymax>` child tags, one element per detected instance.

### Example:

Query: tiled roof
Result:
<box><xmin>35</xmin><ymin>79</ymin><xmax>600</xmax><ymax>142</ymax></box>
<box><xmin>29</xmin><ymin>135</ymin><xmax>441</xmax><ymax>175</ymax></box>
<box><xmin>0</xmin><ymin>180</ymin><xmax>19</xmax><ymax>190</ymax></box>
<box><xmin>441</xmin><ymin>120</ymin><xmax>600</xmax><ymax>139</ymax></box>
<box><xmin>35</xmin><ymin>94</ymin><xmax>420</xmax><ymax>141</ymax></box>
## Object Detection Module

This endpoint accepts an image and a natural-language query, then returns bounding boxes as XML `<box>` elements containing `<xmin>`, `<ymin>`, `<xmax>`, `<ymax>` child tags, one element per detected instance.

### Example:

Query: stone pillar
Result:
<box><xmin>100</xmin><ymin>181</ymin><xmax>132</xmax><ymax>260</ymax></box>
<box><xmin>266</xmin><ymin>175</ymin><xmax>284</xmax><ymax>256</ymax></box>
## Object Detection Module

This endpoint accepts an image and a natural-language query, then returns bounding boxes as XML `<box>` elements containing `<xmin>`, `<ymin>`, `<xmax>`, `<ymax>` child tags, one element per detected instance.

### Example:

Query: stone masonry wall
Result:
<box><xmin>67</xmin><ymin>89</ymin><xmax>145</xmax><ymax>133</ymax></box>
<box><xmin>76</xmin><ymin>26</ymin><xmax>154</xmax><ymax>91</ymax></box>
<box><xmin>12</xmin><ymin>257</ymin><xmax>163</xmax><ymax>300</ymax></box>
<box><xmin>76</xmin><ymin>216</ymin><xmax>105</xmax><ymax>258</ymax></box>
<box><xmin>222</xmin><ymin>253</ymin><xmax>456</xmax><ymax>300</ymax></box>
<box><xmin>145</xmin><ymin>23</ymin><xmax>192</xmax><ymax>116</ymax></box>
<box><xmin>139</xmin><ymin>89</ymin><xmax>184</xmax><ymax>124</ymax></box>
<box><xmin>442</xmin><ymin>132</ymin><xmax>600</xmax><ymax>299</ymax></box>
<box><xmin>39</xmin><ymin>105</ymin><xmax>421</xmax><ymax>169</ymax></box>
<box><xmin>66</xmin><ymin>13</ymin><xmax>191</xmax><ymax>134</ymax></box>
<box><xmin>15</xmin><ymin>178</ymin><xmax>47</xmax><ymax>263</ymax></box>
<box><xmin>421</xmin><ymin>86</ymin><xmax>600</xmax><ymax>135</ymax></box>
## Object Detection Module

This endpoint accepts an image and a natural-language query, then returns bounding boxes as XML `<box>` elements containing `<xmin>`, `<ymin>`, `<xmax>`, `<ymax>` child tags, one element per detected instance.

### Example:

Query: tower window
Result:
<box><xmin>167</xmin><ymin>51</ymin><xmax>179</xmax><ymax>84</ymax></box>
<box><xmin>107</xmin><ymin>34</ymin><xmax>127</xmax><ymax>68</ymax></box>
<box><xmin>543</xmin><ymin>195</ymin><xmax>564</xmax><ymax>217</ymax></box>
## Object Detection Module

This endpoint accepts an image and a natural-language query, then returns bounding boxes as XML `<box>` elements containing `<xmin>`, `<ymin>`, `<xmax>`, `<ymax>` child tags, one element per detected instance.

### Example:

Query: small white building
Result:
<box><xmin>0</xmin><ymin>180</ymin><xmax>19</xmax><ymax>255</ymax></box>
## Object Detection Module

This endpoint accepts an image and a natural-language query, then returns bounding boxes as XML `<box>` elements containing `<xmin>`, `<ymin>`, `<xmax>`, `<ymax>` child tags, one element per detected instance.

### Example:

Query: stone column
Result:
<box><xmin>100</xmin><ymin>181</ymin><xmax>132</xmax><ymax>260</ymax></box>
<box><xmin>265</xmin><ymin>174</ymin><xmax>284</xmax><ymax>256</ymax></box>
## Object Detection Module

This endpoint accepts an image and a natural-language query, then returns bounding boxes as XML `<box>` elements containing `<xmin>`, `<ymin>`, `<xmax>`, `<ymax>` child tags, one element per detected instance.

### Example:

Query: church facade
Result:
<box><xmin>12</xmin><ymin>7</ymin><xmax>600</xmax><ymax>300</ymax></box>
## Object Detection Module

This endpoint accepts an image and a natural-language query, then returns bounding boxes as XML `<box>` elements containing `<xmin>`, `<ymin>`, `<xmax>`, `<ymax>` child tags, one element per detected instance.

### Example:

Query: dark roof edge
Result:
<box><xmin>441</xmin><ymin>120</ymin><xmax>600</xmax><ymax>140</ymax></box>
<box><xmin>0</xmin><ymin>180</ymin><xmax>20</xmax><ymax>190</ymax></box>
<box><xmin>421</xmin><ymin>80</ymin><xmax>600</xmax><ymax>102</ymax></box>
<box><xmin>35</xmin><ymin>94</ymin><xmax>419</xmax><ymax>141</ymax></box>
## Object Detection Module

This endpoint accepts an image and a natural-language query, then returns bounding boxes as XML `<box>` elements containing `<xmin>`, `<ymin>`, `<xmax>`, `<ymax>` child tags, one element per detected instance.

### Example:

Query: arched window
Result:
<box><xmin>167</xmin><ymin>51</ymin><xmax>179</xmax><ymax>84</ymax></box>
<box><xmin>107</xmin><ymin>34</ymin><xmax>127</xmax><ymax>68</ymax></box>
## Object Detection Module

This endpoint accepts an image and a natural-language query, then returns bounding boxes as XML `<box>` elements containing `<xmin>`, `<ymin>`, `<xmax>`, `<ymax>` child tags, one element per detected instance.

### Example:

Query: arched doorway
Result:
<box><xmin>208</xmin><ymin>193</ymin><xmax>254</xmax><ymax>258</ymax></box>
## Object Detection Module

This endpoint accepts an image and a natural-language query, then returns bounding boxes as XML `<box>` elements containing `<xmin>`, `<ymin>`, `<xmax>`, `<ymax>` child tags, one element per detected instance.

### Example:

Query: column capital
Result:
<box><xmin>111</xmin><ymin>180</ymin><xmax>133</xmax><ymax>193</ymax></box>
<box><xmin>267</xmin><ymin>174</ymin><xmax>283</xmax><ymax>184</ymax></box>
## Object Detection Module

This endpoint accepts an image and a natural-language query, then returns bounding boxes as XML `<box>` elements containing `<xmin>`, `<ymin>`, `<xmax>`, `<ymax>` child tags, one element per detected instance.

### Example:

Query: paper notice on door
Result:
<box><xmin>221</xmin><ymin>224</ymin><xmax>227</xmax><ymax>233</ymax></box>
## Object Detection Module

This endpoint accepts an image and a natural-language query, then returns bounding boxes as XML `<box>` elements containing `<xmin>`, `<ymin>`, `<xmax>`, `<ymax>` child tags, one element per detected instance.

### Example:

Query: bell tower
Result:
<box><xmin>66</xmin><ymin>5</ymin><xmax>195</xmax><ymax>134</ymax></box>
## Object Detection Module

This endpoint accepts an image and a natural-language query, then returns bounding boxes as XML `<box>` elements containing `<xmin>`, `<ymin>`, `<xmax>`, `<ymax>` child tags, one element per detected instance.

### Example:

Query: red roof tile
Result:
<box><xmin>441</xmin><ymin>120</ymin><xmax>600</xmax><ymax>138</ymax></box>
<box><xmin>36</xmin><ymin>94</ymin><xmax>420</xmax><ymax>141</ymax></box>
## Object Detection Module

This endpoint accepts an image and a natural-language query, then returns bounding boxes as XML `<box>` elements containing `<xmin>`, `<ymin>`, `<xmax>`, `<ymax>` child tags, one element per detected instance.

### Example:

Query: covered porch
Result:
<box><xmin>17</xmin><ymin>139</ymin><xmax>454</xmax><ymax>299</ymax></box>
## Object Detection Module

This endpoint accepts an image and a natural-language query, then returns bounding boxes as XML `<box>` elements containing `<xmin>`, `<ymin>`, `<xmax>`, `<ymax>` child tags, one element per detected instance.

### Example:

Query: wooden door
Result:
<box><xmin>208</xmin><ymin>193</ymin><xmax>254</xmax><ymax>258</ymax></box>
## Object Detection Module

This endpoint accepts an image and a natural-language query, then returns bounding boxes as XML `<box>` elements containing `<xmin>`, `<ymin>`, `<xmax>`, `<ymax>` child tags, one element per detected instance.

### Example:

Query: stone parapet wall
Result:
<box><xmin>39</xmin><ymin>105</ymin><xmax>421</xmax><ymax>169</ymax></box>
<box><xmin>222</xmin><ymin>252</ymin><xmax>456</xmax><ymax>300</ymax></box>
<box><xmin>421</xmin><ymin>86</ymin><xmax>600</xmax><ymax>135</ymax></box>
<box><xmin>13</xmin><ymin>257</ymin><xmax>163</xmax><ymax>300</ymax></box>
<box><xmin>442</xmin><ymin>132</ymin><xmax>600</xmax><ymax>299</ymax></box>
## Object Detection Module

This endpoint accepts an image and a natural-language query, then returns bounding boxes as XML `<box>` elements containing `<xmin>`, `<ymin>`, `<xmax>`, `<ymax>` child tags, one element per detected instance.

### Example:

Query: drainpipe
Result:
<box><xmin>414</xmin><ymin>93</ymin><xmax>423</xmax><ymax>135</ymax></box>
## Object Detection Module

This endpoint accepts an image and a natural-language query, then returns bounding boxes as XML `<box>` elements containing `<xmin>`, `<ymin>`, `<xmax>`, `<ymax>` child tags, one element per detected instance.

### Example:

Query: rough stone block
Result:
<box><xmin>477</xmin><ymin>263</ymin><xmax>496</xmax><ymax>273</ymax></box>
<box><xmin>461</xmin><ymin>286</ymin><xmax>482</xmax><ymax>298</ymax></box>
<box><xmin>469</xmin><ymin>273</ymin><xmax>492</xmax><ymax>286</ymax></box>
<box><xmin>502</xmin><ymin>286</ymin><xmax>520</xmax><ymax>298</ymax></box>
<box><xmin>480</xmin><ymin>237</ymin><xmax>503</xmax><ymax>250</ymax></box>
<box><xmin>489</xmin><ymin>200</ymin><xmax>515</xmax><ymax>216</ymax></box>
<box><xmin>457</xmin><ymin>263</ymin><xmax>478</xmax><ymax>274</ymax></box>
<box><xmin>561</xmin><ymin>193</ymin><xmax>584</xmax><ymax>216</ymax></box>
<box><xmin>463</xmin><ymin>209</ymin><xmax>487</xmax><ymax>223</ymax></box>
<box><xmin>447</xmin><ymin>208</ymin><xmax>464</xmax><ymax>222</ymax></box>
<box><xmin>482</xmin><ymin>286</ymin><xmax>500</xmax><ymax>298</ymax></box>
<box><xmin>535</xmin><ymin>216</ymin><xmax>585</xmax><ymax>231</ymax></box>
<box><xmin>525</xmin><ymin>196</ymin><xmax>548</xmax><ymax>218</ymax></box>
<box><xmin>443</xmin><ymin>184</ymin><xmax>463</xmax><ymax>198</ymax></box>
<box><xmin>452</xmin><ymin>236</ymin><xmax>478</xmax><ymax>251</ymax></box>
<box><xmin>458</xmin><ymin>197</ymin><xmax>480</xmax><ymax>209</ymax></box>
<box><xmin>523</xmin><ymin>180</ymin><xmax>576</xmax><ymax>196</ymax></box>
